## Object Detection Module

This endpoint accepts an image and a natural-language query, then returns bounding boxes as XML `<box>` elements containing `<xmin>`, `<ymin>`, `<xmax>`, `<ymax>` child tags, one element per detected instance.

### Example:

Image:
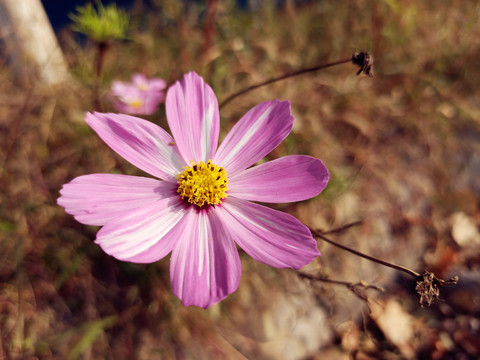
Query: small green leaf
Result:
<box><xmin>66</xmin><ymin>316</ymin><xmax>118</xmax><ymax>360</ymax></box>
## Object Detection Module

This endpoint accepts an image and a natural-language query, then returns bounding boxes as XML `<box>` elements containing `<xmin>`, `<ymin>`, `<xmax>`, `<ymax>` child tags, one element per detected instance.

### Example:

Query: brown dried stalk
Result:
<box><xmin>309</xmin><ymin>224</ymin><xmax>458</xmax><ymax>307</ymax></box>
<box><xmin>299</xmin><ymin>272</ymin><xmax>384</xmax><ymax>312</ymax></box>
<box><xmin>219</xmin><ymin>52</ymin><xmax>374</xmax><ymax>108</ymax></box>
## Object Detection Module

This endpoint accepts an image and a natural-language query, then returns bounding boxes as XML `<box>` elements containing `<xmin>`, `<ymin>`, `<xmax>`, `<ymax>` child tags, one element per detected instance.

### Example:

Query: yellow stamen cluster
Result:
<box><xmin>176</xmin><ymin>160</ymin><xmax>228</xmax><ymax>207</ymax></box>
<box><xmin>130</xmin><ymin>99</ymin><xmax>143</xmax><ymax>108</ymax></box>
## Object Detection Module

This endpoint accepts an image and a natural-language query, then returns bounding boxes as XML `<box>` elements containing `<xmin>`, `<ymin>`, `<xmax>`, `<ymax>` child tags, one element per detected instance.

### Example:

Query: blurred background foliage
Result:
<box><xmin>1</xmin><ymin>0</ymin><xmax>480</xmax><ymax>359</ymax></box>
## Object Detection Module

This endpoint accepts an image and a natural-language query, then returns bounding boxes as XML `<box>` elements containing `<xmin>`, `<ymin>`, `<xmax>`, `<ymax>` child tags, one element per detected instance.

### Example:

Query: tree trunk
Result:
<box><xmin>0</xmin><ymin>0</ymin><xmax>69</xmax><ymax>87</ymax></box>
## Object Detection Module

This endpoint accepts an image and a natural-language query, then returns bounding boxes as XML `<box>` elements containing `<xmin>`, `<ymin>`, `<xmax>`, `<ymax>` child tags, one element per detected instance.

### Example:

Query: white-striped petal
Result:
<box><xmin>86</xmin><ymin>112</ymin><xmax>184</xmax><ymax>181</ymax></box>
<box><xmin>170</xmin><ymin>208</ymin><xmax>241</xmax><ymax>308</ymax></box>
<box><xmin>213</xmin><ymin>100</ymin><xmax>293</xmax><ymax>176</ymax></box>
<box><xmin>166</xmin><ymin>72</ymin><xmax>220</xmax><ymax>163</ymax></box>
<box><xmin>95</xmin><ymin>195</ymin><xmax>185</xmax><ymax>262</ymax></box>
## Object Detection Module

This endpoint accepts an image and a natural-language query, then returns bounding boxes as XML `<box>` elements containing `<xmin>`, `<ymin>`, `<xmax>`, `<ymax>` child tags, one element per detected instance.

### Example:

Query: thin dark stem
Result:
<box><xmin>300</xmin><ymin>274</ymin><xmax>353</xmax><ymax>287</ymax></box>
<box><xmin>219</xmin><ymin>58</ymin><xmax>351</xmax><ymax>108</ymax></box>
<box><xmin>298</xmin><ymin>271</ymin><xmax>384</xmax><ymax>310</ymax></box>
<box><xmin>311</xmin><ymin>229</ymin><xmax>420</xmax><ymax>278</ymax></box>
<box><xmin>320</xmin><ymin>220</ymin><xmax>363</xmax><ymax>235</ymax></box>
<box><xmin>299</xmin><ymin>272</ymin><xmax>377</xmax><ymax>288</ymax></box>
<box><xmin>93</xmin><ymin>41</ymin><xmax>108</xmax><ymax>111</ymax></box>
<box><xmin>95</xmin><ymin>42</ymin><xmax>108</xmax><ymax>78</ymax></box>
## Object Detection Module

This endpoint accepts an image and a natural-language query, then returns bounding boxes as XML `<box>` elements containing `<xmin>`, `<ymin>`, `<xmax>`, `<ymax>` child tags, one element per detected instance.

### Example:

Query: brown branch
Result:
<box><xmin>299</xmin><ymin>272</ymin><xmax>384</xmax><ymax>312</ymax></box>
<box><xmin>219</xmin><ymin>58</ymin><xmax>350</xmax><ymax>108</ymax></box>
<box><xmin>93</xmin><ymin>41</ymin><xmax>108</xmax><ymax>112</ymax></box>
<box><xmin>320</xmin><ymin>220</ymin><xmax>363</xmax><ymax>235</ymax></box>
<box><xmin>219</xmin><ymin>52</ymin><xmax>373</xmax><ymax>108</ymax></box>
<box><xmin>311</xmin><ymin>225</ymin><xmax>459</xmax><ymax>307</ymax></box>
<box><xmin>311</xmin><ymin>228</ymin><xmax>420</xmax><ymax>278</ymax></box>
<box><xmin>299</xmin><ymin>272</ymin><xmax>384</xmax><ymax>292</ymax></box>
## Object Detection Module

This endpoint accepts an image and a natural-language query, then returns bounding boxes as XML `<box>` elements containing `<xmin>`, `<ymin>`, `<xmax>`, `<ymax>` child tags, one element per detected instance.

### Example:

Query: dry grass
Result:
<box><xmin>1</xmin><ymin>0</ymin><xmax>480</xmax><ymax>359</ymax></box>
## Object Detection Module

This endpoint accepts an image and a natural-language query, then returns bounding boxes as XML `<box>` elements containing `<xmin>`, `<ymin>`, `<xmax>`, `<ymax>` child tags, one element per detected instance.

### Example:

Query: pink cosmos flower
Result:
<box><xmin>58</xmin><ymin>72</ymin><xmax>329</xmax><ymax>308</ymax></box>
<box><xmin>110</xmin><ymin>73</ymin><xmax>167</xmax><ymax>115</ymax></box>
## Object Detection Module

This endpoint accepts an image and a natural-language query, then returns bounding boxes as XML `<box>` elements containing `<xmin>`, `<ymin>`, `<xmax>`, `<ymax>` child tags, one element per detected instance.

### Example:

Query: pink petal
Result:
<box><xmin>58</xmin><ymin>174</ymin><xmax>178</xmax><ymax>226</ymax></box>
<box><xmin>110</xmin><ymin>98</ymin><xmax>143</xmax><ymax>115</ymax></box>
<box><xmin>94</xmin><ymin>194</ymin><xmax>186</xmax><ymax>263</ymax></box>
<box><xmin>218</xmin><ymin>198</ymin><xmax>320</xmax><ymax>269</ymax></box>
<box><xmin>147</xmin><ymin>78</ymin><xmax>167</xmax><ymax>91</ymax></box>
<box><xmin>132</xmin><ymin>74</ymin><xmax>167</xmax><ymax>92</ymax></box>
<box><xmin>213</xmin><ymin>100</ymin><xmax>293</xmax><ymax>176</ymax></box>
<box><xmin>228</xmin><ymin>155</ymin><xmax>329</xmax><ymax>203</ymax></box>
<box><xmin>140</xmin><ymin>94</ymin><xmax>165</xmax><ymax>115</ymax></box>
<box><xmin>132</xmin><ymin>73</ymin><xmax>148</xmax><ymax>87</ymax></box>
<box><xmin>122</xmin><ymin>211</ymin><xmax>189</xmax><ymax>263</ymax></box>
<box><xmin>165</xmin><ymin>72</ymin><xmax>219</xmax><ymax>163</ymax></box>
<box><xmin>86</xmin><ymin>112</ymin><xmax>184</xmax><ymax>181</ymax></box>
<box><xmin>110</xmin><ymin>80</ymin><xmax>131</xmax><ymax>96</ymax></box>
<box><xmin>170</xmin><ymin>208</ymin><xmax>241</xmax><ymax>308</ymax></box>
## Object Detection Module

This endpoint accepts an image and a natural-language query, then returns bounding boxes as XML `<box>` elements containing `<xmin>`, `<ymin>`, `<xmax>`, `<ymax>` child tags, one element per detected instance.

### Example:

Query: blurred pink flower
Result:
<box><xmin>110</xmin><ymin>73</ymin><xmax>167</xmax><ymax>115</ymax></box>
<box><xmin>58</xmin><ymin>72</ymin><xmax>329</xmax><ymax>308</ymax></box>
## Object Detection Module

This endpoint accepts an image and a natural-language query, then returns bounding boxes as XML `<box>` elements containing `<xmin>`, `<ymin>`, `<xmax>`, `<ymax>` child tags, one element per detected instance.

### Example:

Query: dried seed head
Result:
<box><xmin>415</xmin><ymin>270</ymin><xmax>459</xmax><ymax>307</ymax></box>
<box><xmin>352</xmin><ymin>52</ymin><xmax>374</xmax><ymax>77</ymax></box>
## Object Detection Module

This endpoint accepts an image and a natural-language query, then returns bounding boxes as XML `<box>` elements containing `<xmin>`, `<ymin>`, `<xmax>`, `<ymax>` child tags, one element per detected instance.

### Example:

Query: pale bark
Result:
<box><xmin>0</xmin><ymin>0</ymin><xmax>69</xmax><ymax>86</ymax></box>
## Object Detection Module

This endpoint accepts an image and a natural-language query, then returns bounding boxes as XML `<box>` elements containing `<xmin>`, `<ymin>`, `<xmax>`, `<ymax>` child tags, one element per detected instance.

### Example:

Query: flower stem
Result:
<box><xmin>93</xmin><ymin>41</ymin><xmax>108</xmax><ymax>111</ymax></box>
<box><xmin>310</xmin><ymin>224</ymin><xmax>458</xmax><ymax>307</ymax></box>
<box><xmin>219</xmin><ymin>52</ymin><xmax>373</xmax><ymax>108</ymax></box>
<box><xmin>298</xmin><ymin>271</ymin><xmax>384</xmax><ymax>311</ymax></box>
<box><xmin>219</xmin><ymin>58</ymin><xmax>350</xmax><ymax>108</ymax></box>
<box><xmin>298</xmin><ymin>271</ymin><xmax>384</xmax><ymax>292</ymax></box>
<box><xmin>310</xmin><ymin>228</ymin><xmax>420</xmax><ymax>278</ymax></box>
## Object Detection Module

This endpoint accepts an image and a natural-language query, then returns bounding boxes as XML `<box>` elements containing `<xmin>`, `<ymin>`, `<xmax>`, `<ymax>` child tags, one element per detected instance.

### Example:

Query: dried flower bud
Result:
<box><xmin>352</xmin><ymin>52</ymin><xmax>374</xmax><ymax>77</ymax></box>
<box><xmin>415</xmin><ymin>270</ymin><xmax>459</xmax><ymax>307</ymax></box>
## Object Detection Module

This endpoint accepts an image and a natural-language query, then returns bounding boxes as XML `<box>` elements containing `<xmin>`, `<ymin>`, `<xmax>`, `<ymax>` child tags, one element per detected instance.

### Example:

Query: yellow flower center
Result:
<box><xmin>130</xmin><ymin>99</ymin><xmax>143</xmax><ymax>108</ymax></box>
<box><xmin>176</xmin><ymin>160</ymin><xmax>228</xmax><ymax>207</ymax></box>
